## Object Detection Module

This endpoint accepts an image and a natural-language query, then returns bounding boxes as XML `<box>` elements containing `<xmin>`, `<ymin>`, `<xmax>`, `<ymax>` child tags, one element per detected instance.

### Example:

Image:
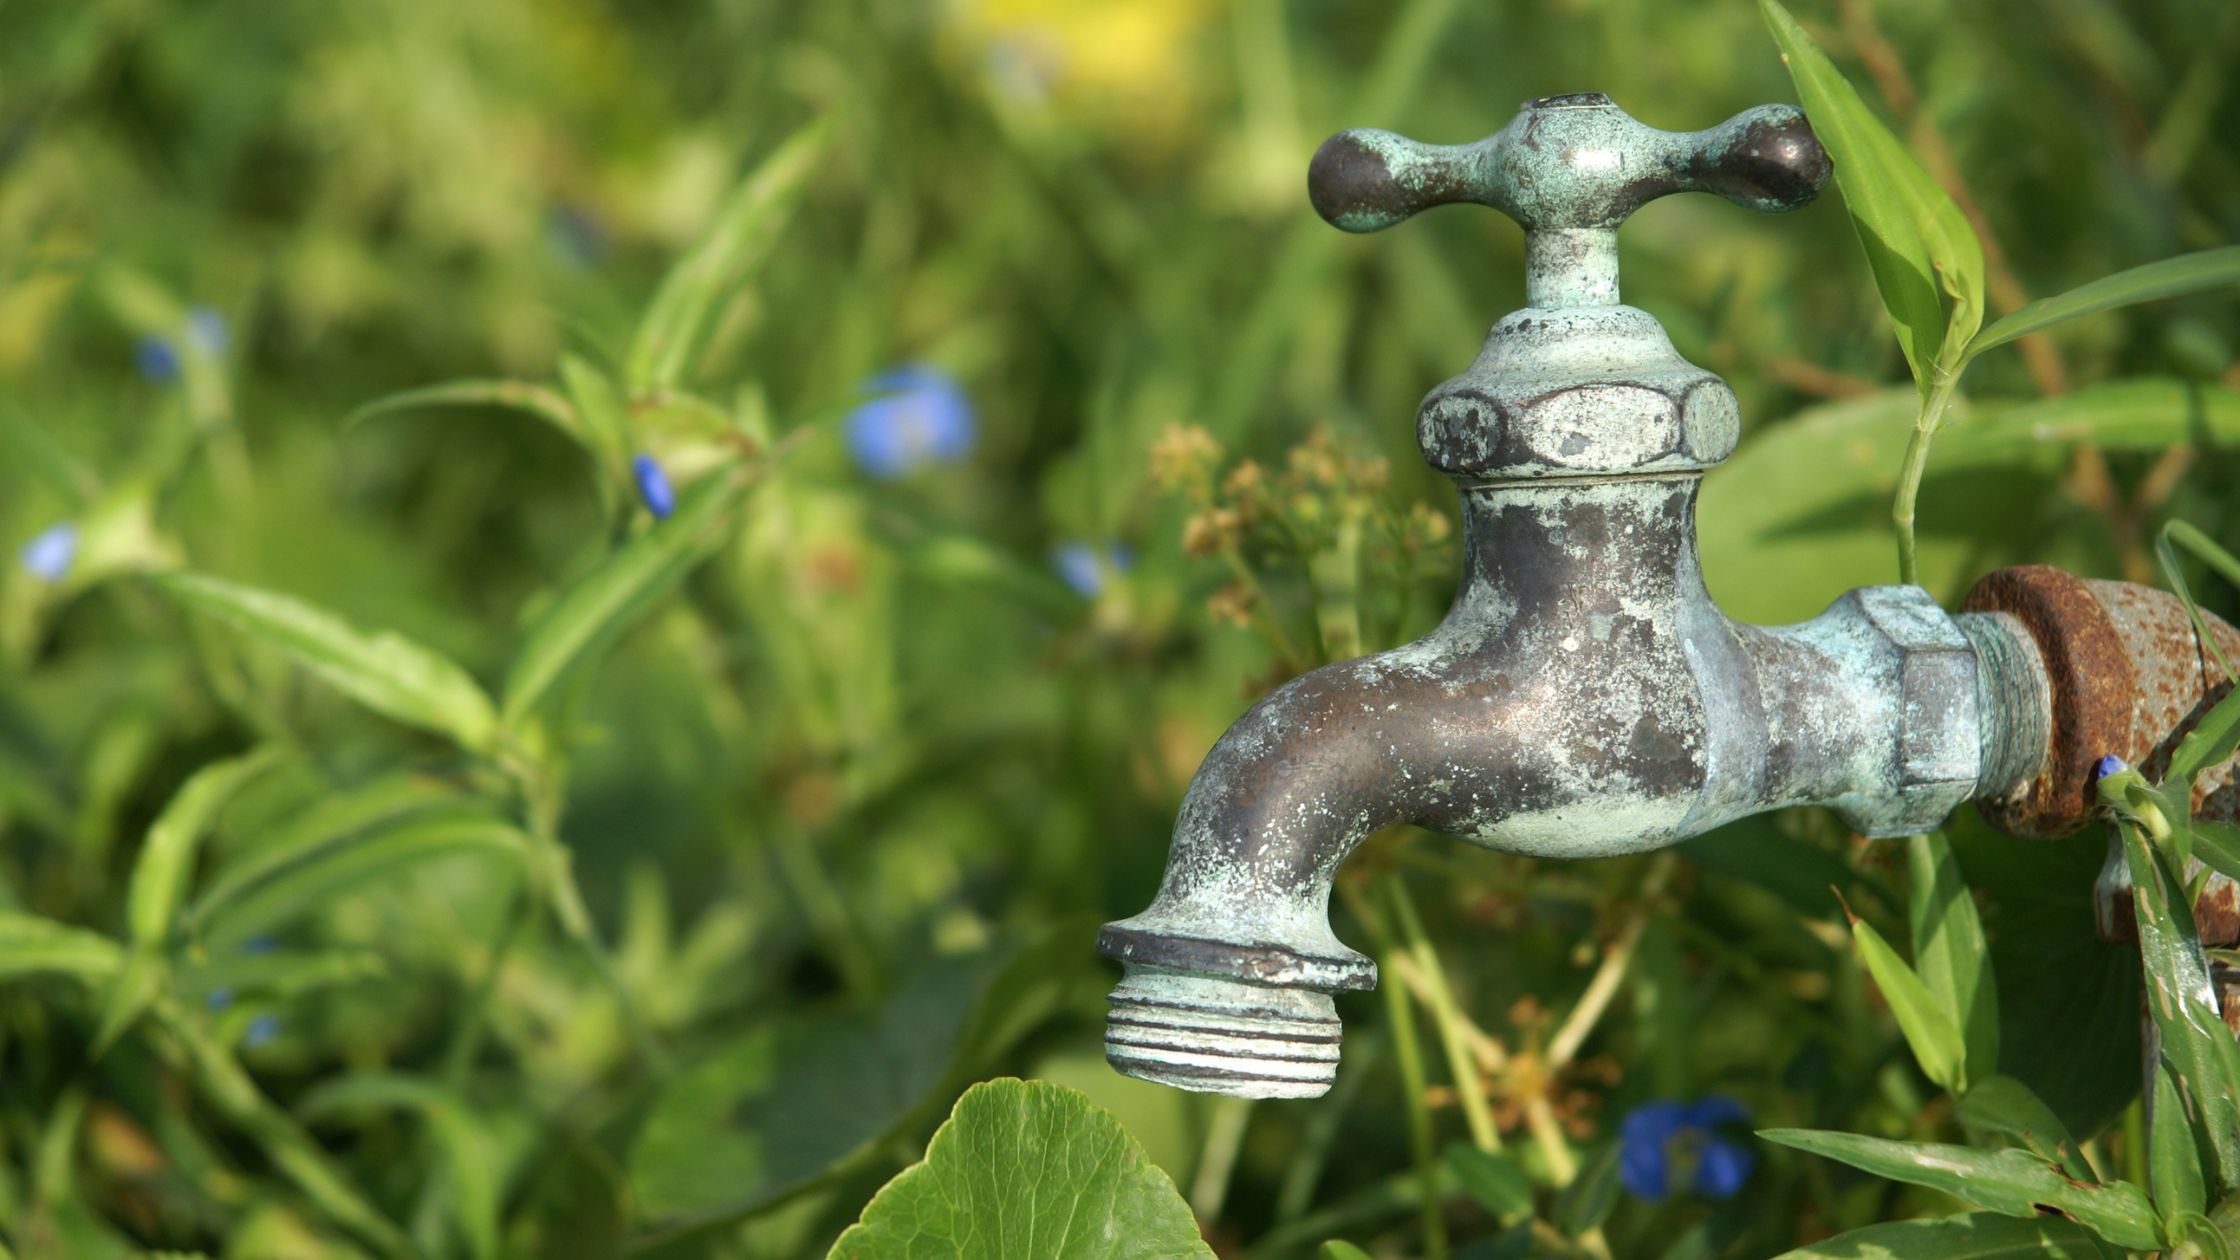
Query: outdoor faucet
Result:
<box><xmin>1095</xmin><ymin>93</ymin><xmax>2240</xmax><ymax>1099</ymax></box>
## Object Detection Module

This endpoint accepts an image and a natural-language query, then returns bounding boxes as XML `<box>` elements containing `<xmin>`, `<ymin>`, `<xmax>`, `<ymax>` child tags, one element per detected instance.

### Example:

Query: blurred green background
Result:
<box><xmin>2</xmin><ymin>0</ymin><xmax>2237</xmax><ymax>1256</ymax></box>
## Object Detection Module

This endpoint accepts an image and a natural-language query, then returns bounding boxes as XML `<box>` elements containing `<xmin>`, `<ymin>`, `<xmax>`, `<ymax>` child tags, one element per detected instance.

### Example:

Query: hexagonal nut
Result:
<box><xmin>1844</xmin><ymin>585</ymin><xmax>1983</xmax><ymax>837</ymax></box>
<box><xmin>1416</xmin><ymin>376</ymin><xmax>1736</xmax><ymax>478</ymax></box>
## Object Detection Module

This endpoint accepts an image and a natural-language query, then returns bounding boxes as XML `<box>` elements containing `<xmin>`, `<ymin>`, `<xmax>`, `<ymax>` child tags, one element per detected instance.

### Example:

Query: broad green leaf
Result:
<box><xmin>2152</xmin><ymin>1058</ymin><xmax>2208</xmax><ymax>1226</ymax></box>
<box><xmin>632</xmin><ymin>927</ymin><xmax>1090</xmax><ymax>1232</ymax></box>
<box><xmin>1967</xmin><ymin>247</ymin><xmax>2240</xmax><ymax>361</ymax></box>
<box><xmin>1908</xmin><ymin>832</ymin><xmax>1999</xmax><ymax>1085</ymax></box>
<box><xmin>1958</xmin><ymin>1075</ymin><xmax>2092</xmax><ymax>1182</ymax></box>
<box><xmin>203</xmin><ymin>816</ymin><xmax>531</xmax><ymax>952</ymax></box>
<box><xmin>0</xmin><ymin>913</ymin><xmax>121</xmax><ymax>984</ymax></box>
<box><xmin>1770</xmin><ymin>1210</ymin><xmax>2117</xmax><ymax>1258</ymax></box>
<box><xmin>342</xmin><ymin>379</ymin><xmax>583</xmax><ymax>452</ymax></box>
<box><xmin>154</xmin><ymin>571</ymin><xmax>497</xmax><ymax>753</ymax></box>
<box><xmin>1851</xmin><ymin>916</ymin><xmax>1966</xmax><ymax>1092</ymax></box>
<box><xmin>627</xmin><ymin>119</ymin><xmax>829</xmax><ymax>392</ymax></box>
<box><xmin>187</xmin><ymin>769</ymin><xmax>465</xmax><ymax>933</ymax></box>
<box><xmin>2122</xmin><ymin>823</ymin><xmax>2240</xmax><ymax>1193</ymax></box>
<box><xmin>824</xmin><ymin>1078</ymin><xmax>1213</xmax><ymax>1260</ymax></box>
<box><xmin>501</xmin><ymin>469</ymin><xmax>750</xmax><ymax>726</ymax></box>
<box><xmin>301</xmin><ymin>1076</ymin><xmax>498</xmax><ymax>1260</ymax></box>
<box><xmin>96</xmin><ymin>746</ymin><xmax>289</xmax><ymax>1052</ymax></box>
<box><xmin>1758</xmin><ymin>1129</ymin><xmax>2161</xmax><ymax>1249</ymax></box>
<box><xmin>1938</xmin><ymin>380</ymin><xmax>2240</xmax><ymax>461</ymax></box>
<box><xmin>1759</xmin><ymin>0</ymin><xmax>1984</xmax><ymax>390</ymax></box>
<box><xmin>1444</xmin><ymin>1143</ymin><xmax>1533</xmax><ymax>1222</ymax></box>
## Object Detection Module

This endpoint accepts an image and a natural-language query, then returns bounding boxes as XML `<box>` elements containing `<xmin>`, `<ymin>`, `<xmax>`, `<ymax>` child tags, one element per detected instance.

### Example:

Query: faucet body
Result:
<box><xmin>1100</xmin><ymin>92</ymin><xmax>2232</xmax><ymax>1099</ymax></box>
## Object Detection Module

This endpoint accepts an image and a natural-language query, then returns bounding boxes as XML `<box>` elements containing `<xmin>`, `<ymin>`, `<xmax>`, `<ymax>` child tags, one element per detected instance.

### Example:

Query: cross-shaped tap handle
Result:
<box><xmin>1308</xmin><ymin>93</ymin><xmax>1830</xmax><ymax>308</ymax></box>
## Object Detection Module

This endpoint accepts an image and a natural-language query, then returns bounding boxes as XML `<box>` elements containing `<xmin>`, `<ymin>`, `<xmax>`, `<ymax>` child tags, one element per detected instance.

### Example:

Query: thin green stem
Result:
<box><xmin>1387</xmin><ymin>880</ymin><xmax>1502</xmax><ymax>1153</ymax></box>
<box><xmin>1892</xmin><ymin>367</ymin><xmax>1964</xmax><ymax>586</ymax></box>
<box><xmin>1188</xmin><ymin>1095</ymin><xmax>1254</xmax><ymax>1227</ymax></box>
<box><xmin>1382</xmin><ymin>953</ymin><xmax>1448</xmax><ymax>1260</ymax></box>
<box><xmin>440</xmin><ymin>883</ymin><xmax>530</xmax><ymax>1087</ymax></box>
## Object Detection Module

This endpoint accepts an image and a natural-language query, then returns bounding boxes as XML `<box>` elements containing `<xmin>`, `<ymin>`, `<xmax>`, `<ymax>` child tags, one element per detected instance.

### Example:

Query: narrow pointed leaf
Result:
<box><xmin>1759</xmin><ymin>0</ymin><xmax>1984</xmax><ymax>390</ymax></box>
<box><xmin>187</xmin><ymin>770</ymin><xmax>464</xmax><ymax>933</ymax></box>
<box><xmin>824</xmin><ymin>1078</ymin><xmax>1214</xmax><ymax>1260</ymax></box>
<box><xmin>1758</xmin><ymin>1129</ymin><xmax>2160</xmax><ymax>1249</ymax></box>
<box><xmin>2122</xmin><ymin>823</ymin><xmax>2240</xmax><ymax>1193</ymax></box>
<box><xmin>1444</xmin><ymin>1143</ymin><xmax>1533</xmax><ymax>1222</ymax></box>
<box><xmin>2151</xmin><ymin>1059</ymin><xmax>2207</xmax><ymax>1225</ymax></box>
<box><xmin>1936</xmin><ymin>379</ymin><xmax>2240</xmax><ymax>459</ymax></box>
<box><xmin>627</xmin><ymin>119</ymin><xmax>829</xmax><ymax>392</ymax></box>
<box><xmin>501</xmin><ymin>468</ymin><xmax>750</xmax><ymax>726</ymax></box>
<box><xmin>96</xmin><ymin>747</ymin><xmax>289</xmax><ymax>1051</ymax></box>
<box><xmin>154</xmin><ymin>571</ymin><xmax>497</xmax><ymax>753</ymax></box>
<box><xmin>1957</xmin><ymin>1075</ymin><xmax>2092</xmax><ymax>1182</ymax></box>
<box><xmin>203</xmin><ymin>816</ymin><xmax>531</xmax><ymax>952</ymax></box>
<box><xmin>2193</xmin><ymin>822</ymin><xmax>2240</xmax><ymax>885</ymax></box>
<box><xmin>1908</xmin><ymin>832</ymin><xmax>1999</xmax><ymax>1085</ymax></box>
<box><xmin>342</xmin><ymin>379</ymin><xmax>582</xmax><ymax>448</ymax></box>
<box><xmin>2168</xmin><ymin>685</ymin><xmax>2240</xmax><ymax>790</ymax></box>
<box><xmin>1852</xmin><ymin>916</ymin><xmax>1966</xmax><ymax>1091</ymax></box>
<box><xmin>1770</xmin><ymin>1210</ymin><xmax>2117</xmax><ymax>1258</ymax></box>
<box><xmin>0</xmin><ymin>914</ymin><xmax>121</xmax><ymax>984</ymax></box>
<box><xmin>1967</xmin><ymin>247</ymin><xmax>2240</xmax><ymax>360</ymax></box>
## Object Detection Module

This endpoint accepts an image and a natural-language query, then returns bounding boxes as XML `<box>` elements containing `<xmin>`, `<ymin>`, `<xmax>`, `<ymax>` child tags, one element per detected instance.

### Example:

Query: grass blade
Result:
<box><xmin>1770</xmin><ymin>1211</ymin><xmax>2117</xmax><ymax>1259</ymax></box>
<box><xmin>2121</xmin><ymin>822</ymin><xmax>2240</xmax><ymax>1194</ymax></box>
<box><xmin>1851</xmin><ymin>915</ymin><xmax>1965</xmax><ymax>1092</ymax></box>
<box><xmin>302</xmin><ymin>1076</ymin><xmax>499</xmax><ymax>1260</ymax></box>
<box><xmin>1758</xmin><ymin>1129</ymin><xmax>2160</xmax><ymax>1249</ymax></box>
<box><xmin>204</xmin><ymin>816</ymin><xmax>532</xmax><ymax>952</ymax></box>
<box><xmin>1907</xmin><ymin>832</ymin><xmax>1998</xmax><ymax>1087</ymax></box>
<box><xmin>187</xmin><ymin>770</ymin><xmax>464</xmax><ymax>934</ymax></box>
<box><xmin>155</xmin><ymin>571</ymin><xmax>498</xmax><ymax>753</ymax></box>
<box><xmin>1967</xmin><ymin>247</ymin><xmax>2240</xmax><ymax>361</ymax></box>
<box><xmin>626</xmin><ymin>119</ymin><xmax>829</xmax><ymax>392</ymax></box>
<box><xmin>0</xmin><ymin>913</ymin><xmax>121</xmax><ymax>984</ymax></box>
<box><xmin>342</xmin><ymin>379</ymin><xmax>582</xmax><ymax>447</ymax></box>
<box><xmin>501</xmin><ymin>468</ymin><xmax>750</xmax><ymax>728</ymax></box>
<box><xmin>1935</xmin><ymin>379</ymin><xmax>2240</xmax><ymax>459</ymax></box>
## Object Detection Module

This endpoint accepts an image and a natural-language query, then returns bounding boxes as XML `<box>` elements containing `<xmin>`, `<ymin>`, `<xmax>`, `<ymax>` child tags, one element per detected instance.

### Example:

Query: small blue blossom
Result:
<box><xmin>1051</xmin><ymin>541</ymin><xmax>1132</xmax><ymax>598</ymax></box>
<box><xmin>135</xmin><ymin>336</ymin><xmax>181</xmax><ymax>384</ymax></box>
<box><xmin>244</xmin><ymin>1015</ymin><xmax>280</xmax><ymax>1048</ymax></box>
<box><xmin>242</xmin><ymin>935</ymin><xmax>278</xmax><ymax>955</ymax></box>
<box><xmin>633</xmin><ymin>454</ymin><xmax>676</xmax><ymax>519</ymax></box>
<box><xmin>206</xmin><ymin>987</ymin><xmax>234</xmax><ymax>1013</ymax></box>
<box><xmin>2094</xmin><ymin>754</ymin><xmax>2128</xmax><ymax>783</ymax></box>
<box><xmin>845</xmin><ymin>365</ymin><xmax>975</xmax><ymax>480</ymax></box>
<box><xmin>1619</xmin><ymin>1096</ymin><xmax>1755</xmax><ymax>1202</ymax></box>
<box><xmin>186</xmin><ymin>306</ymin><xmax>228</xmax><ymax>355</ymax></box>
<box><xmin>547</xmin><ymin>203</ymin><xmax>608</xmax><ymax>268</ymax></box>
<box><xmin>19</xmin><ymin>522</ymin><xmax>76</xmax><ymax>583</ymax></box>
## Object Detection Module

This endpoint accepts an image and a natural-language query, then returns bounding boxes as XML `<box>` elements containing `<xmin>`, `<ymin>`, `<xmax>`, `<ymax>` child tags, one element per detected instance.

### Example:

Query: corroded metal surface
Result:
<box><xmin>1306</xmin><ymin>93</ymin><xmax>1828</xmax><ymax>308</ymax></box>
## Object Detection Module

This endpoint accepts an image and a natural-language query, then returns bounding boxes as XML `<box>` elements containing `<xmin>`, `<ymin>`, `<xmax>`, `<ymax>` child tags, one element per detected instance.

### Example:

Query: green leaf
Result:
<box><xmin>95</xmin><ymin>747</ymin><xmax>289</xmax><ymax>1052</ymax></box>
<box><xmin>1769</xmin><ymin>1210</ymin><xmax>2117</xmax><ymax>1258</ymax></box>
<box><xmin>500</xmin><ymin>469</ymin><xmax>750</xmax><ymax>727</ymax></box>
<box><xmin>2195</xmin><ymin>823</ymin><xmax>2240</xmax><ymax>885</ymax></box>
<box><xmin>2170</xmin><ymin>688</ymin><xmax>2240</xmax><ymax>792</ymax></box>
<box><xmin>187</xmin><ymin>769</ymin><xmax>465</xmax><ymax>934</ymax></box>
<box><xmin>1553</xmin><ymin>1142</ymin><xmax>1619</xmax><ymax>1238</ymax></box>
<box><xmin>1318</xmin><ymin>1244</ymin><xmax>1374</xmax><ymax>1260</ymax></box>
<box><xmin>300</xmin><ymin>1075</ymin><xmax>498</xmax><ymax>1260</ymax></box>
<box><xmin>1937</xmin><ymin>379</ymin><xmax>2240</xmax><ymax>461</ymax></box>
<box><xmin>626</xmin><ymin>119</ymin><xmax>829</xmax><ymax>392</ymax></box>
<box><xmin>1758</xmin><ymin>1129</ymin><xmax>2161</xmax><ymax>1250</ymax></box>
<box><xmin>824</xmin><ymin>1078</ymin><xmax>1213</xmax><ymax>1260</ymax></box>
<box><xmin>1967</xmin><ymin>247</ymin><xmax>2240</xmax><ymax>361</ymax></box>
<box><xmin>2122</xmin><ymin>823</ymin><xmax>2240</xmax><ymax>1193</ymax></box>
<box><xmin>2153</xmin><ymin>1058</ymin><xmax>2209</xmax><ymax>1226</ymax></box>
<box><xmin>154</xmin><ymin>571</ymin><xmax>498</xmax><ymax>753</ymax></box>
<box><xmin>343</xmin><ymin>379</ymin><xmax>584</xmax><ymax>451</ymax></box>
<box><xmin>1851</xmin><ymin>915</ymin><xmax>1966</xmax><ymax>1092</ymax></box>
<box><xmin>1958</xmin><ymin>1075</ymin><xmax>2093</xmax><ymax>1182</ymax></box>
<box><xmin>1444</xmin><ymin>1143</ymin><xmax>1533</xmax><ymax>1223</ymax></box>
<box><xmin>557</xmin><ymin>354</ymin><xmax>629</xmax><ymax>468</ymax></box>
<box><xmin>202</xmin><ymin>816</ymin><xmax>531</xmax><ymax>952</ymax></box>
<box><xmin>0</xmin><ymin>913</ymin><xmax>121</xmax><ymax>984</ymax></box>
<box><xmin>1908</xmin><ymin>832</ymin><xmax>1999</xmax><ymax>1087</ymax></box>
<box><xmin>632</xmin><ymin>927</ymin><xmax>1090</xmax><ymax>1234</ymax></box>
<box><xmin>1758</xmin><ymin>0</ymin><xmax>1984</xmax><ymax>390</ymax></box>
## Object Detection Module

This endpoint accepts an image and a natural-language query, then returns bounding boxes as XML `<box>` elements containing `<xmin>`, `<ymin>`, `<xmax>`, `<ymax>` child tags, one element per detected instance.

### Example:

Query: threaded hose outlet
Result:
<box><xmin>1103</xmin><ymin>965</ymin><xmax>1343</xmax><ymax>1099</ymax></box>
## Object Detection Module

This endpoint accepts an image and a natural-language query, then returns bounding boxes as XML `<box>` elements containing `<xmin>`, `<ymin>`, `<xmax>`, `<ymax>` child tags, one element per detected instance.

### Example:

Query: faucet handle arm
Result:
<box><xmin>1307</xmin><ymin>94</ymin><xmax>1830</xmax><ymax>306</ymax></box>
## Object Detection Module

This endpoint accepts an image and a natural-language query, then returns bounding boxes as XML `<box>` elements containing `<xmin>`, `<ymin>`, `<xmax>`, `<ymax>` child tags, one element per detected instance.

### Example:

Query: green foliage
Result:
<box><xmin>825</xmin><ymin>1078</ymin><xmax>1214</xmax><ymax>1260</ymax></box>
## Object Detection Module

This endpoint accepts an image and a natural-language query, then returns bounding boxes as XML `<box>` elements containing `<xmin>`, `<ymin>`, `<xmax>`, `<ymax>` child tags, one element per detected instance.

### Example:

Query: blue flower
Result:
<box><xmin>135</xmin><ymin>336</ymin><xmax>180</xmax><ymax>383</ymax></box>
<box><xmin>207</xmin><ymin>987</ymin><xmax>234</xmax><ymax>1012</ymax></box>
<box><xmin>186</xmin><ymin>307</ymin><xmax>228</xmax><ymax>355</ymax></box>
<box><xmin>242</xmin><ymin>935</ymin><xmax>278</xmax><ymax>955</ymax></box>
<box><xmin>632</xmin><ymin>454</ymin><xmax>676</xmax><ymax>519</ymax></box>
<box><xmin>547</xmin><ymin>203</ymin><xmax>608</xmax><ymax>268</ymax></box>
<box><xmin>19</xmin><ymin>522</ymin><xmax>76</xmax><ymax>583</ymax></box>
<box><xmin>2094</xmin><ymin>754</ymin><xmax>2128</xmax><ymax>783</ymax></box>
<box><xmin>1618</xmin><ymin>1096</ymin><xmax>1755</xmax><ymax>1202</ymax></box>
<box><xmin>845</xmin><ymin>366</ymin><xmax>975</xmax><ymax>479</ymax></box>
<box><xmin>244</xmin><ymin>1015</ymin><xmax>280</xmax><ymax>1048</ymax></box>
<box><xmin>1051</xmin><ymin>541</ymin><xmax>1132</xmax><ymax>598</ymax></box>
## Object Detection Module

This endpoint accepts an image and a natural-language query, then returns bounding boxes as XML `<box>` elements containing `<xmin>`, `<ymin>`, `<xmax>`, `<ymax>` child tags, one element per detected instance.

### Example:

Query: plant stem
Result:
<box><xmin>1189</xmin><ymin>1095</ymin><xmax>1254</xmax><ymax>1226</ymax></box>
<box><xmin>1892</xmin><ymin>366</ymin><xmax>1963</xmax><ymax>586</ymax></box>
<box><xmin>1547</xmin><ymin>853</ymin><xmax>1676</xmax><ymax>1071</ymax></box>
<box><xmin>1382</xmin><ymin>960</ymin><xmax>1448</xmax><ymax>1260</ymax></box>
<box><xmin>1387</xmin><ymin>879</ymin><xmax>1503</xmax><ymax>1152</ymax></box>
